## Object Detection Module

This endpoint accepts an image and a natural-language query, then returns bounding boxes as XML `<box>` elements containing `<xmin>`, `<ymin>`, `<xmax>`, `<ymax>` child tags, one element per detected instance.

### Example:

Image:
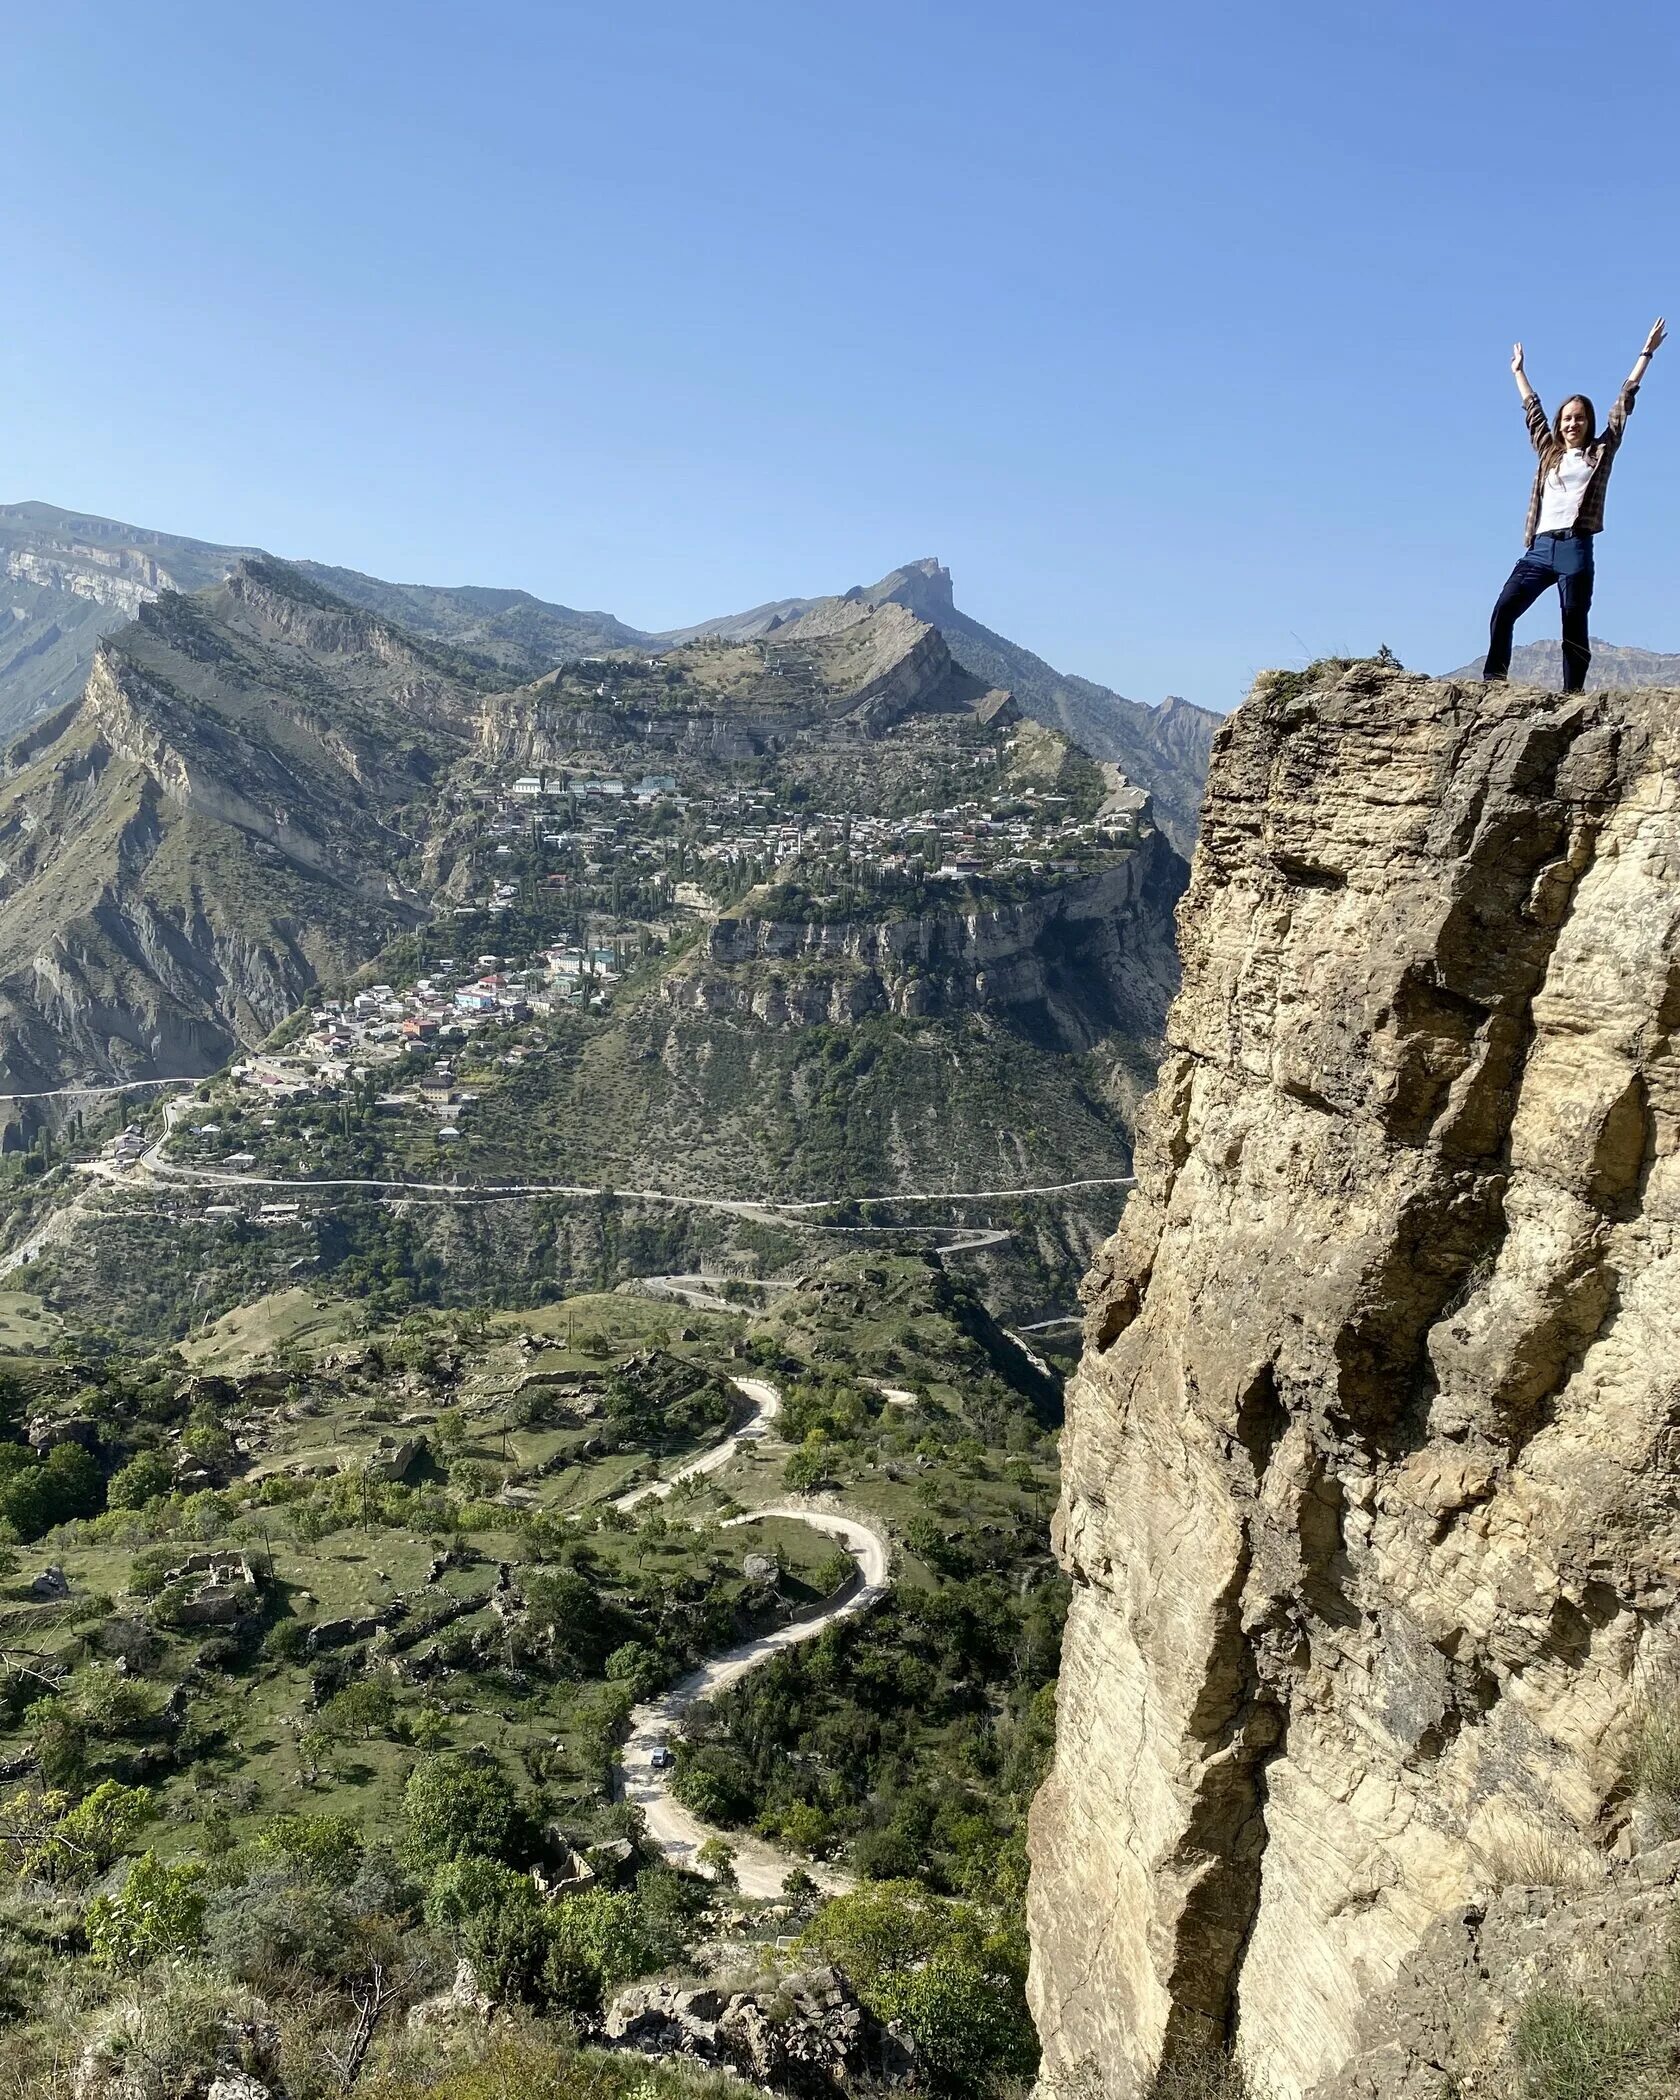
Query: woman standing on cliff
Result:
<box><xmin>1482</xmin><ymin>318</ymin><xmax>1665</xmax><ymax>692</ymax></box>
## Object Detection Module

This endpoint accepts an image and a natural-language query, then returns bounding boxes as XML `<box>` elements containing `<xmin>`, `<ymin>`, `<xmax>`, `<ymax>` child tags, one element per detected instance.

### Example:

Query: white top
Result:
<box><xmin>1537</xmin><ymin>446</ymin><xmax>1595</xmax><ymax>533</ymax></box>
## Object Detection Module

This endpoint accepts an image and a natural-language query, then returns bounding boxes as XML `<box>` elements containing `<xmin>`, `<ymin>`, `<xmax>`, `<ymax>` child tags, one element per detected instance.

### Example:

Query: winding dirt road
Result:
<box><xmin>612</xmin><ymin>1377</ymin><xmax>783</xmax><ymax>1512</ymax></box>
<box><xmin>619</xmin><ymin>1500</ymin><xmax>890</xmax><ymax>1898</ymax></box>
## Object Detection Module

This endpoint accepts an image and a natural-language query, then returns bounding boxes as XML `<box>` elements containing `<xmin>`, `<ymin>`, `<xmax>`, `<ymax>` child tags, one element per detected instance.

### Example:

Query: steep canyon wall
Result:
<box><xmin>1028</xmin><ymin>666</ymin><xmax>1680</xmax><ymax>2097</ymax></box>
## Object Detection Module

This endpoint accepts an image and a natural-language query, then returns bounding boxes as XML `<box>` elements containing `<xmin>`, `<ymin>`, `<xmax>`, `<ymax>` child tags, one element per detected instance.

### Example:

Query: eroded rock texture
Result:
<box><xmin>1028</xmin><ymin>666</ymin><xmax>1680</xmax><ymax>2098</ymax></box>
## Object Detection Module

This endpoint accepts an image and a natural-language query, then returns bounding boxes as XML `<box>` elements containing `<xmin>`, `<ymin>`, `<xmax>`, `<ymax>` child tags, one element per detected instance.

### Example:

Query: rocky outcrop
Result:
<box><xmin>665</xmin><ymin>847</ymin><xmax>1185</xmax><ymax>1048</ymax></box>
<box><xmin>605</xmin><ymin>1966</ymin><xmax>924</xmax><ymax>2095</ymax></box>
<box><xmin>1315</xmin><ymin>1839</ymin><xmax>1680</xmax><ymax>2099</ymax></box>
<box><xmin>478</xmin><ymin>598</ymin><xmax>986</xmax><ymax>772</ymax></box>
<box><xmin>1028</xmin><ymin>666</ymin><xmax>1680</xmax><ymax>2098</ymax></box>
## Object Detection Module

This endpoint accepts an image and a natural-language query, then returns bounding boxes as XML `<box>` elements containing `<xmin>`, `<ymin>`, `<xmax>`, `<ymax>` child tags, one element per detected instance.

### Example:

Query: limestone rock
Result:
<box><xmin>1313</xmin><ymin>1840</ymin><xmax>1680</xmax><ymax>2098</ymax></box>
<box><xmin>407</xmin><ymin>1956</ymin><xmax>493</xmax><ymax>2032</ymax></box>
<box><xmin>1028</xmin><ymin>668</ymin><xmax>1680</xmax><ymax>2099</ymax></box>
<box><xmin>605</xmin><ymin>1964</ymin><xmax>923</xmax><ymax>2094</ymax></box>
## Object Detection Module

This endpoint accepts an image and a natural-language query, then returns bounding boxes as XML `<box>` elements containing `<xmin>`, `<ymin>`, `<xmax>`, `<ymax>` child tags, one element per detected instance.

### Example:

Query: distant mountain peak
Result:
<box><xmin>870</xmin><ymin>557</ymin><xmax>957</xmax><ymax>621</ymax></box>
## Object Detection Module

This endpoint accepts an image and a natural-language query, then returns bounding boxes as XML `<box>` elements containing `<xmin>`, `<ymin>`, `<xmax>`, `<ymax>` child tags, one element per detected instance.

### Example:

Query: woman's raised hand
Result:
<box><xmin>1644</xmin><ymin>318</ymin><xmax>1666</xmax><ymax>357</ymax></box>
<box><xmin>1511</xmin><ymin>342</ymin><xmax>1525</xmax><ymax>375</ymax></box>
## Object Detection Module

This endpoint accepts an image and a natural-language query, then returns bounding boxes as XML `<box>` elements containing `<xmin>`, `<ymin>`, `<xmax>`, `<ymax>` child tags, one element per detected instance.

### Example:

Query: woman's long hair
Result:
<box><xmin>1549</xmin><ymin>393</ymin><xmax>1598</xmax><ymax>454</ymax></box>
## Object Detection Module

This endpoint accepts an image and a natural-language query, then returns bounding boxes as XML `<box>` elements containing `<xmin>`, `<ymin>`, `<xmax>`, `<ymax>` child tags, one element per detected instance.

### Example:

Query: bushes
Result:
<box><xmin>0</xmin><ymin>1440</ymin><xmax>103</xmax><ymax>1539</ymax></box>
<box><xmin>423</xmin><ymin>1857</ymin><xmax>657</xmax><ymax>2016</ymax></box>
<box><xmin>106</xmin><ymin>1449</ymin><xmax>174</xmax><ymax>1511</ymax></box>
<box><xmin>797</xmin><ymin>1878</ymin><xmax>1036</xmax><ymax>2095</ymax></box>
<box><xmin>62</xmin><ymin>1970</ymin><xmax>285</xmax><ymax>2100</ymax></box>
<box><xmin>254</xmin><ymin>1810</ymin><xmax>364</xmax><ymax>1888</ymax></box>
<box><xmin>403</xmin><ymin>1753</ymin><xmax>527</xmax><ymax>1867</ymax></box>
<box><xmin>671</xmin><ymin>1743</ymin><xmax>755</xmax><ymax>1826</ymax></box>
<box><xmin>86</xmin><ymin>1851</ymin><xmax>209</xmax><ymax>1970</ymax></box>
<box><xmin>0</xmin><ymin>1780</ymin><xmax>150</xmax><ymax>1884</ymax></box>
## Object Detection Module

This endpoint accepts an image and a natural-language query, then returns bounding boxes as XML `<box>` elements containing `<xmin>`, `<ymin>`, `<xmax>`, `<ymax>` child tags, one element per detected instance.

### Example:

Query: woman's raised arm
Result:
<box><xmin>1511</xmin><ymin>341</ymin><xmax>1538</xmax><ymax>404</ymax></box>
<box><xmin>1624</xmin><ymin>317</ymin><xmax>1666</xmax><ymax>392</ymax></box>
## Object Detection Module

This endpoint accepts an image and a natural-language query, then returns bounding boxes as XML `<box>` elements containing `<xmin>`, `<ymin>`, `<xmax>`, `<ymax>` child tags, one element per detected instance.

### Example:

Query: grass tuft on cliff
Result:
<box><xmin>1514</xmin><ymin>1945</ymin><xmax>1680</xmax><ymax>2100</ymax></box>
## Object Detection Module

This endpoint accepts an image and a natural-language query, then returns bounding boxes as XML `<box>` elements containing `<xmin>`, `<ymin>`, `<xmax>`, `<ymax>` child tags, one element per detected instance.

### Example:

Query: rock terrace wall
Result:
<box><xmin>1028</xmin><ymin>667</ymin><xmax>1680</xmax><ymax>2097</ymax></box>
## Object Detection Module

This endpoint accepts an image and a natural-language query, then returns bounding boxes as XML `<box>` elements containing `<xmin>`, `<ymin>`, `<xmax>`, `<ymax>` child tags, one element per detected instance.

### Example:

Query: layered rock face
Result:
<box><xmin>663</xmin><ymin>849</ymin><xmax>1183</xmax><ymax>1045</ymax></box>
<box><xmin>1028</xmin><ymin>666</ymin><xmax>1680</xmax><ymax>2097</ymax></box>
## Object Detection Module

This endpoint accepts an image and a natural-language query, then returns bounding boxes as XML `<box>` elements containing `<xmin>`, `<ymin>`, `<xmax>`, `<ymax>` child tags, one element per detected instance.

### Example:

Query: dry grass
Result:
<box><xmin>1627</xmin><ymin>1690</ymin><xmax>1680</xmax><ymax>1830</ymax></box>
<box><xmin>1480</xmin><ymin>1826</ymin><xmax>1603</xmax><ymax>1892</ymax></box>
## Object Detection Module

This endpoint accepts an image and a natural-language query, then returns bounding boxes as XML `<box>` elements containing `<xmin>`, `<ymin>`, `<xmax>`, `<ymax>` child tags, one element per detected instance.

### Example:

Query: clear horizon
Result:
<box><xmin>8</xmin><ymin>0</ymin><xmax>1677</xmax><ymax>709</ymax></box>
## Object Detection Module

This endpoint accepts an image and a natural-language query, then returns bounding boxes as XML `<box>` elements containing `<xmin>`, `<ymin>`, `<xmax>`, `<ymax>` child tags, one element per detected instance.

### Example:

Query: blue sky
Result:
<box><xmin>6</xmin><ymin>0</ymin><xmax>1676</xmax><ymax>708</ymax></box>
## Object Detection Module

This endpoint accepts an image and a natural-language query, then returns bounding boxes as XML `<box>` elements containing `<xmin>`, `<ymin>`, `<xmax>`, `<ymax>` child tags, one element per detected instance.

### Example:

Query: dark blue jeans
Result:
<box><xmin>1483</xmin><ymin>530</ymin><xmax>1595</xmax><ymax>691</ymax></box>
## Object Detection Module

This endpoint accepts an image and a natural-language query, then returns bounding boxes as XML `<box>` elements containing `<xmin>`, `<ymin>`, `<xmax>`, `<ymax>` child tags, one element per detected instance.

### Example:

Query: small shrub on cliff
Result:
<box><xmin>1627</xmin><ymin>1693</ymin><xmax>1680</xmax><ymax>1830</ymax></box>
<box><xmin>1515</xmin><ymin>1956</ymin><xmax>1680</xmax><ymax>2100</ymax></box>
<box><xmin>1149</xmin><ymin>2049</ymin><xmax>1253</xmax><ymax>2100</ymax></box>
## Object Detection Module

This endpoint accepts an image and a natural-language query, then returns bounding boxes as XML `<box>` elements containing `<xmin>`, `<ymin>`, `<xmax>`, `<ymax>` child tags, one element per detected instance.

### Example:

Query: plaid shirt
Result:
<box><xmin>1522</xmin><ymin>380</ymin><xmax>1640</xmax><ymax>546</ymax></box>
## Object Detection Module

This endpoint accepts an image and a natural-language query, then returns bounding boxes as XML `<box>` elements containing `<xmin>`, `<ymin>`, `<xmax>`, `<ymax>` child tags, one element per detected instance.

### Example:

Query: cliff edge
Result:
<box><xmin>1028</xmin><ymin>664</ymin><xmax>1680</xmax><ymax>2097</ymax></box>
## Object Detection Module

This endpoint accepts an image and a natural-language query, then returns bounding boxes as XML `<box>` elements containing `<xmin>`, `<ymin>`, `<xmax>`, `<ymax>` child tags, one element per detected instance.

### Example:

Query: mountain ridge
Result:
<box><xmin>0</xmin><ymin>557</ymin><xmax>493</xmax><ymax>1091</ymax></box>
<box><xmin>663</xmin><ymin>557</ymin><xmax>1220</xmax><ymax>853</ymax></box>
<box><xmin>1443</xmin><ymin>633</ymin><xmax>1680</xmax><ymax>688</ymax></box>
<box><xmin>2</xmin><ymin>503</ymin><xmax>1214</xmax><ymax>847</ymax></box>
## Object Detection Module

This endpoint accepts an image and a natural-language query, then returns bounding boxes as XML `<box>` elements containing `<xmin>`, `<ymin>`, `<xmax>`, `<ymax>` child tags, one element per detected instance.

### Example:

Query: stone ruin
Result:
<box><xmin>160</xmin><ymin>1550</ymin><xmax>264</xmax><ymax>1626</ymax></box>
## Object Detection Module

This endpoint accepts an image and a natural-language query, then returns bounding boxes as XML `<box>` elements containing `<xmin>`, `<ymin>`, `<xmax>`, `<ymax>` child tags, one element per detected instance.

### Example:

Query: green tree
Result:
<box><xmin>0</xmin><ymin>1780</ymin><xmax>149</xmax><ymax>1884</ymax></box>
<box><xmin>0</xmin><ymin>1444</ymin><xmax>103</xmax><ymax>1540</ymax></box>
<box><xmin>256</xmin><ymin>1811</ymin><xmax>364</xmax><ymax>1888</ymax></box>
<box><xmin>544</xmin><ymin>1888</ymin><xmax>656</xmax><ymax>2007</ymax></box>
<box><xmin>403</xmin><ymin>1752</ymin><xmax>524</xmax><ymax>1866</ymax></box>
<box><xmin>24</xmin><ymin>1697</ymin><xmax>88</xmax><ymax>1788</ymax></box>
<box><xmin>321</xmin><ymin>1675</ymin><xmax>398</xmax><ymax>1741</ymax></box>
<box><xmin>86</xmin><ymin>1850</ymin><xmax>208</xmax><ymax>1970</ymax></box>
<box><xmin>798</xmin><ymin>1880</ymin><xmax>1035</xmax><ymax>2095</ymax></box>
<box><xmin>783</xmin><ymin>1430</ymin><xmax>830</xmax><ymax>1494</ymax></box>
<box><xmin>106</xmin><ymin>1449</ymin><xmax>175</xmax><ymax>1510</ymax></box>
<box><xmin>695</xmin><ymin>1836</ymin><xmax>737</xmax><ymax>1888</ymax></box>
<box><xmin>425</xmin><ymin>1855</ymin><xmax>551</xmax><ymax>2002</ymax></box>
<box><xmin>889</xmin><ymin>1947</ymin><xmax>1038</xmax><ymax>2092</ymax></box>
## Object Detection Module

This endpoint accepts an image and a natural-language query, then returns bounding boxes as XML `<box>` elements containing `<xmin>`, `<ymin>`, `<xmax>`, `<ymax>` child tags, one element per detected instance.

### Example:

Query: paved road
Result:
<box><xmin>613</xmin><ymin>1377</ymin><xmax>782</xmax><ymax>1512</ymax></box>
<box><xmin>0</xmin><ymin>1077</ymin><xmax>196</xmax><ymax>1105</ymax></box>
<box><xmin>93</xmin><ymin>1146</ymin><xmax>1135</xmax><ymax>1214</ymax></box>
<box><xmin>619</xmin><ymin>1499</ymin><xmax>891</xmax><ymax>1899</ymax></box>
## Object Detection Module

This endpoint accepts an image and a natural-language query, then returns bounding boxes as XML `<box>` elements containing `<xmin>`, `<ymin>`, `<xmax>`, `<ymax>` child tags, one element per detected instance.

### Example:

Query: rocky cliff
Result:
<box><xmin>0</xmin><ymin>502</ymin><xmax>256</xmax><ymax>740</ymax></box>
<box><xmin>664</xmin><ymin>849</ymin><xmax>1183</xmax><ymax>1048</ymax></box>
<box><xmin>1028</xmin><ymin>664</ymin><xmax>1680</xmax><ymax>2098</ymax></box>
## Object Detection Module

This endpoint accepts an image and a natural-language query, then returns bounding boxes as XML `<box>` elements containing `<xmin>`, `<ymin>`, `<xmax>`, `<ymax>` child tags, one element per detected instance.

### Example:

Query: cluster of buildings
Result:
<box><xmin>475</xmin><ymin>763</ymin><xmax>1146</xmax><ymax>906</ymax></box>
<box><xmin>161</xmin><ymin>742</ymin><xmax>1148</xmax><ymax>1153</ymax></box>
<box><xmin>208</xmin><ymin>945</ymin><xmax>638</xmax><ymax>1119</ymax></box>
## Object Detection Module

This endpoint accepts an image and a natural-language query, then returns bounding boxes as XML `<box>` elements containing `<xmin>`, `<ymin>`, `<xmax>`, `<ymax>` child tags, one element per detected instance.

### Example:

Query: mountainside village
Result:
<box><xmin>146</xmin><ymin>743</ymin><xmax>1155</xmax><ymax>1149</ymax></box>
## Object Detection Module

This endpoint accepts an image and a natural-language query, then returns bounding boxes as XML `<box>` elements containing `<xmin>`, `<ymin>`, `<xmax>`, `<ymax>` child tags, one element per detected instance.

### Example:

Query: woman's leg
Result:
<box><xmin>1483</xmin><ymin>556</ymin><xmax>1555</xmax><ymax>681</ymax></box>
<box><xmin>1558</xmin><ymin>557</ymin><xmax>1595</xmax><ymax>693</ymax></box>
